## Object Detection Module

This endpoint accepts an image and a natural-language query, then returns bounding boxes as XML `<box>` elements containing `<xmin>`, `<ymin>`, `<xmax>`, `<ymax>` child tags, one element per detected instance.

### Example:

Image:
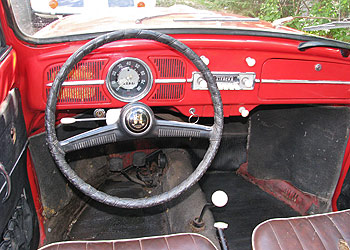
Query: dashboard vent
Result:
<box><xmin>150</xmin><ymin>83</ymin><xmax>184</xmax><ymax>101</ymax></box>
<box><xmin>153</xmin><ymin>57</ymin><xmax>186</xmax><ymax>78</ymax></box>
<box><xmin>45</xmin><ymin>59</ymin><xmax>107</xmax><ymax>83</ymax></box>
<box><xmin>46</xmin><ymin>86</ymin><xmax>107</xmax><ymax>104</ymax></box>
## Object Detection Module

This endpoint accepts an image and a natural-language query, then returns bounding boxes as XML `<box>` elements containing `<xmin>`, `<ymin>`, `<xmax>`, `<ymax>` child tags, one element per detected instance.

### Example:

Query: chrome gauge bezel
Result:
<box><xmin>106</xmin><ymin>57</ymin><xmax>153</xmax><ymax>102</ymax></box>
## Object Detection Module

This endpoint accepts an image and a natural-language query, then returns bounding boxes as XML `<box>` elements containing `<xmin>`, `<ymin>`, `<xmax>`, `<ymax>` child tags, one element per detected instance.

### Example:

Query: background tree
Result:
<box><xmin>259</xmin><ymin>0</ymin><xmax>350</xmax><ymax>41</ymax></box>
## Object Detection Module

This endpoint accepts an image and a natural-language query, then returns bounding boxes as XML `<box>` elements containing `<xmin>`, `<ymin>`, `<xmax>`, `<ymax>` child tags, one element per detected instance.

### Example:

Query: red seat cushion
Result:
<box><xmin>252</xmin><ymin>209</ymin><xmax>350</xmax><ymax>250</ymax></box>
<box><xmin>39</xmin><ymin>233</ymin><xmax>218</xmax><ymax>250</ymax></box>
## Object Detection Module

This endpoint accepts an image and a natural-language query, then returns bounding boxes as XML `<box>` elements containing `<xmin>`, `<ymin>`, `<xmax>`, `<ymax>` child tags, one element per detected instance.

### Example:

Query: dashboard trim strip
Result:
<box><xmin>46</xmin><ymin>80</ymin><xmax>105</xmax><ymax>87</ymax></box>
<box><xmin>261</xmin><ymin>79</ymin><xmax>350</xmax><ymax>85</ymax></box>
<box><xmin>155</xmin><ymin>79</ymin><xmax>186</xmax><ymax>83</ymax></box>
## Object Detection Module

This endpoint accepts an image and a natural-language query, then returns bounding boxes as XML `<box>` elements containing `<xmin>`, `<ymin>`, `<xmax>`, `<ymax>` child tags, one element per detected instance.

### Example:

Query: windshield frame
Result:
<box><xmin>2</xmin><ymin>0</ymin><xmax>350</xmax><ymax>48</ymax></box>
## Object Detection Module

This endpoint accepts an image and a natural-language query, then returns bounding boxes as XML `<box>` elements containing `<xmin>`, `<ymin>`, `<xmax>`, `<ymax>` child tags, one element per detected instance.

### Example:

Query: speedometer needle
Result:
<box><xmin>116</xmin><ymin>78</ymin><xmax>128</xmax><ymax>91</ymax></box>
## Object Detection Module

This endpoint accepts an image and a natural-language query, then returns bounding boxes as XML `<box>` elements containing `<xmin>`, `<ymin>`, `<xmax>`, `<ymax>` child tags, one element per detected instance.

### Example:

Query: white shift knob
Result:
<box><xmin>211</xmin><ymin>190</ymin><xmax>228</xmax><ymax>207</ymax></box>
<box><xmin>214</xmin><ymin>222</ymin><xmax>229</xmax><ymax>229</ymax></box>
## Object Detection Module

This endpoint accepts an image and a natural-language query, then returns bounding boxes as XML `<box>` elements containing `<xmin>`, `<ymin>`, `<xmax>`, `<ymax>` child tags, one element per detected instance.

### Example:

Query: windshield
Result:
<box><xmin>7</xmin><ymin>0</ymin><xmax>350</xmax><ymax>42</ymax></box>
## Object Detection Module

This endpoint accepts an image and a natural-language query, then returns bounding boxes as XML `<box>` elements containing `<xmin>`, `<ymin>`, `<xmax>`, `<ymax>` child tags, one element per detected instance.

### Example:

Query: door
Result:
<box><xmin>0</xmin><ymin>31</ymin><xmax>38</xmax><ymax>249</ymax></box>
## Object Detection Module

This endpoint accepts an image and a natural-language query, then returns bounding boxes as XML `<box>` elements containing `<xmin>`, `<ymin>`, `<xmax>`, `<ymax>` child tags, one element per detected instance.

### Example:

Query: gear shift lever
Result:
<box><xmin>214</xmin><ymin>222</ymin><xmax>229</xmax><ymax>250</ymax></box>
<box><xmin>192</xmin><ymin>190</ymin><xmax>228</xmax><ymax>228</ymax></box>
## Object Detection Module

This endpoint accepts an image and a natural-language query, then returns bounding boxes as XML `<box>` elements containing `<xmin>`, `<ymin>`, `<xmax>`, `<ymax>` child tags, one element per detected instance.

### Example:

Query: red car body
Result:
<box><xmin>0</xmin><ymin>1</ymin><xmax>349</xmax><ymax>249</ymax></box>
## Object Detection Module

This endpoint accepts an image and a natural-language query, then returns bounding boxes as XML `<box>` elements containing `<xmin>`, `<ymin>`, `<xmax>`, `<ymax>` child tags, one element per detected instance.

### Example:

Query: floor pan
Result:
<box><xmin>67</xmin><ymin>169</ymin><xmax>298</xmax><ymax>249</ymax></box>
<box><xmin>67</xmin><ymin>180</ymin><xmax>170</xmax><ymax>240</ymax></box>
<box><xmin>66</xmin><ymin>149</ymin><xmax>218</xmax><ymax>246</ymax></box>
<box><xmin>200</xmin><ymin>171</ymin><xmax>299</xmax><ymax>250</ymax></box>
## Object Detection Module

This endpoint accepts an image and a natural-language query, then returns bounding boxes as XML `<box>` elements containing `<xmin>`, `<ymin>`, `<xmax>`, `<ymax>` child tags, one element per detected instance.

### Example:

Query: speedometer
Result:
<box><xmin>106</xmin><ymin>57</ymin><xmax>153</xmax><ymax>102</ymax></box>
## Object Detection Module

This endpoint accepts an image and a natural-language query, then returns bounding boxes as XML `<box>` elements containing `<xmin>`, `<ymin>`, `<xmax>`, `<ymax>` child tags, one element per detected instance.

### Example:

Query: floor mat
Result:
<box><xmin>67</xmin><ymin>179</ymin><xmax>170</xmax><ymax>240</ymax></box>
<box><xmin>200</xmin><ymin>172</ymin><xmax>299</xmax><ymax>250</ymax></box>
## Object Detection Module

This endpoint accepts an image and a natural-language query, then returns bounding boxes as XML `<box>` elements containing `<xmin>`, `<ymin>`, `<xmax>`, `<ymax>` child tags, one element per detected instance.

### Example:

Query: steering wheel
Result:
<box><xmin>45</xmin><ymin>29</ymin><xmax>223</xmax><ymax>209</ymax></box>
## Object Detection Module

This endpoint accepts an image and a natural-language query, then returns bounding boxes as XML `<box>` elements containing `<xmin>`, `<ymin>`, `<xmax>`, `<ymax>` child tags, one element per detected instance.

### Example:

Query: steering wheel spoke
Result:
<box><xmin>153</xmin><ymin>119</ymin><xmax>212</xmax><ymax>139</ymax></box>
<box><xmin>59</xmin><ymin>124</ymin><xmax>123</xmax><ymax>153</ymax></box>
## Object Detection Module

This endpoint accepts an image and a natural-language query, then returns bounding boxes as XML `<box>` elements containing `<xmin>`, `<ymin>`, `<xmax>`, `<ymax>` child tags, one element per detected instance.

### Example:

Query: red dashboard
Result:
<box><xmin>18</xmin><ymin>34</ymin><xmax>350</xmax><ymax>122</ymax></box>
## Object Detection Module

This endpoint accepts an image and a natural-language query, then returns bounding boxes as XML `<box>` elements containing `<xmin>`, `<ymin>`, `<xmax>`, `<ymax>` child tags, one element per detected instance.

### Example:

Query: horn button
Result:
<box><xmin>126</xmin><ymin>108</ymin><xmax>150</xmax><ymax>133</ymax></box>
<box><xmin>121</xmin><ymin>103</ymin><xmax>154</xmax><ymax>136</ymax></box>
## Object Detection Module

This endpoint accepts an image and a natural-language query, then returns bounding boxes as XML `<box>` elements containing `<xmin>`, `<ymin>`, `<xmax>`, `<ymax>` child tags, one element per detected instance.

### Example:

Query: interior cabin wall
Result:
<box><xmin>337</xmin><ymin>151</ymin><xmax>350</xmax><ymax>210</ymax></box>
<box><xmin>243</xmin><ymin>105</ymin><xmax>350</xmax><ymax>214</ymax></box>
<box><xmin>28</xmin><ymin>119</ymin><xmax>109</xmax><ymax>243</ymax></box>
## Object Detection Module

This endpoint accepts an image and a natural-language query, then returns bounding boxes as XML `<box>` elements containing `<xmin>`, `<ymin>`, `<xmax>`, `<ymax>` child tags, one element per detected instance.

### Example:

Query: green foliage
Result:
<box><xmin>259</xmin><ymin>0</ymin><xmax>282</xmax><ymax>21</ymax></box>
<box><xmin>259</xmin><ymin>0</ymin><xmax>350</xmax><ymax>42</ymax></box>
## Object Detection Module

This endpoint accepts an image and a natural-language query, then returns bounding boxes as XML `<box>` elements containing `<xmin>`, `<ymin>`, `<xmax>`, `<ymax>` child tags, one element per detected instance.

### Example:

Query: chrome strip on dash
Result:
<box><xmin>261</xmin><ymin>79</ymin><xmax>350</xmax><ymax>85</ymax></box>
<box><xmin>46</xmin><ymin>80</ymin><xmax>105</xmax><ymax>87</ymax></box>
<box><xmin>155</xmin><ymin>79</ymin><xmax>187</xmax><ymax>83</ymax></box>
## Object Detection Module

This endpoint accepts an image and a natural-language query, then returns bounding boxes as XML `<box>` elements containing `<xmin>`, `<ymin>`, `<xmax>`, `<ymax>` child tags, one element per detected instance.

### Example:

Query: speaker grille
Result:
<box><xmin>45</xmin><ymin>59</ymin><xmax>107</xmax><ymax>83</ymax></box>
<box><xmin>153</xmin><ymin>57</ymin><xmax>186</xmax><ymax>78</ymax></box>
<box><xmin>46</xmin><ymin>85</ymin><xmax>107</xmax><ymax>104</ymax></box>
<box><xmin>150</xmin><ymin>83</ymin><xmax>184</xmax><ymax>100</ymax></box>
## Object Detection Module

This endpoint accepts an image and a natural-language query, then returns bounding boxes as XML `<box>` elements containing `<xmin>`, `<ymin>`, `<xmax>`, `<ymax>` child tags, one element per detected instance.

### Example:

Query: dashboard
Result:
<box><xmin>24</xmin><ymin>34</ymin><xmax>350</xmax><ymax>118</ymax></box>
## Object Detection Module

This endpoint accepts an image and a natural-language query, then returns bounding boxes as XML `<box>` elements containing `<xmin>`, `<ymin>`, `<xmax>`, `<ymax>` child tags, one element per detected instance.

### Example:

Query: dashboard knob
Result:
<box><xmin>198</xmin><ymin>77</ymin><xmax>208</xmax><ymax>89</ymax></box>
<box><xmin>200</xmin><ymin>55</ymin><xmax>210</xmax><ymax>65</ymax></box>
<box><xmin>241</xmin><ymin>77</ymin><xmax>254</xmax><ymax>88</ymax></box>
<box><xmin>106</xmin><ymin>109</ymin><xmax>122</xmax><ymax>125</ymax></box>
<box><xmin>239</xmin><ymin>107</ymin><xmax>249</xmax><ymax>117</ymax></box>
<box><xmin>246</xmin><ymin>57</ymin><xmax>256</xmax><ymax>67</ymax></box>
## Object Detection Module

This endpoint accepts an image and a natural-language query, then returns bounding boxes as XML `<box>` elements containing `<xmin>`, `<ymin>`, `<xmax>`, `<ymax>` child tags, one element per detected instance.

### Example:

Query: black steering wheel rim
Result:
<box><xmin>45</xmin><ymin>29</ymin><xmax>223</xmax><ymax>209</ymax></box>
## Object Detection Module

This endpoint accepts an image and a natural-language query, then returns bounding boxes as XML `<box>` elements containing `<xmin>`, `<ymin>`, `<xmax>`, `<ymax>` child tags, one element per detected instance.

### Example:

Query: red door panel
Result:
<box><xmin>0</xmin><ymin>47</ymin><xmax>16</xmax><ymax>103</ymax></box>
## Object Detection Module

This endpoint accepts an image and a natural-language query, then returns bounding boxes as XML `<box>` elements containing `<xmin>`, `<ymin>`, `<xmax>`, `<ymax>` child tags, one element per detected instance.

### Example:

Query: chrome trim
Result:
<box><xmin>155</xmin><ymin>79</ymin><xmax>187</xmax><ymax>83</ymax></box>
<box><xmin>0</xmin><ymin>46</ymin><xmax>12</xmax><ymax>63</ymax></box>
<box><xmin>191</xmin><ymin>71</ymin><xmax>256</xmax><ymax>90</ymax></box>
<box><xmin>188</xmin><ymin>71</ymin><xmax>257</xmax><ymax>82</ymax></box>
<box><xmin>46</xmin><ymin>80</ymin><xmax>105</xmax><ymax>87</ymax></box>
<box><xmin>261</xmin><ymin>79</ymin><xmax>350</xmax><ymax>85</ymax></box>
<box><xmin>0</xmin><ymin>140</ymin><xmax>29</xmax><ymax>200</ymax></box>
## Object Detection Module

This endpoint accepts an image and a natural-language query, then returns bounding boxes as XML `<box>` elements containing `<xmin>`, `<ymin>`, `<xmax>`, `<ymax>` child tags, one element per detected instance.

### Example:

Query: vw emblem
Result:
<box><xmin>125</xmin><ymin>108</ymin><xmax>150</xmax><ymax>133</ymax></box>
